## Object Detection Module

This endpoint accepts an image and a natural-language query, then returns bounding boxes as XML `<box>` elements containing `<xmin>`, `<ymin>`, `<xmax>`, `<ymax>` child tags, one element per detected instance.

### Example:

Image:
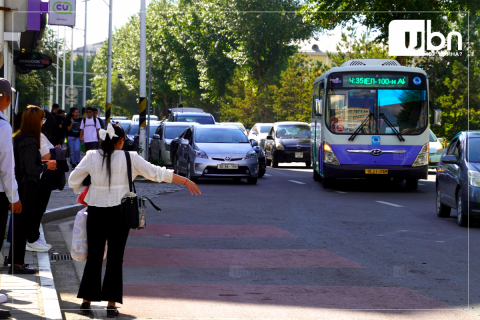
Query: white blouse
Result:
<box><xmin>68</xmin><ymin>150</ymin><xmax>173</xmax><ymax>207</ymax></box>
<box><xmin>40</xmin><ymin>133</ymin><xmax>54</xmax><ymax>157</ymax></box>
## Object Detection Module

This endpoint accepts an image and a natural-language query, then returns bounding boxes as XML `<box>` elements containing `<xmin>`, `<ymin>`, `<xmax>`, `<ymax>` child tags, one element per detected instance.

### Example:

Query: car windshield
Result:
<box><xmin>467</xmin><ymin>137</ymin><xmax>480</xmax><ymax>162</ymax></box>
<box><xmin>429</xmin><ymin>130</ymin><xmax>437</xmax><ymax>142</ymax></box>
<box><xmin>259</xmin><ymin>125</ymin><xmax>271</xmax><ymax>133</ymax></box>
<box><xmin>196</xmin><ymin>128</ymin><xmax>248</xmax><ymax>143</ymax></box>
<box><xmin>276</xmin><ymin>125</ymin><xmax>310</xmax><ymax>138</ymax></box>
<box><xmin>177</xmin><ymin>115</ymin><xmax>214</xmax><ymax>124</ymax></box>
<box><xmin>165</xmin><ymin>126</ymin><xmax>190</xmax><ymax>139</ymax></box>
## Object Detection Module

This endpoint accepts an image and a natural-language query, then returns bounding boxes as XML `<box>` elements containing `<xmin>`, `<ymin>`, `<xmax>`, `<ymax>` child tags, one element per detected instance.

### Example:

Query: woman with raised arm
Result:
<box><xmin>68</xmin><ymin>123</ymin><xmax>200</xmax><ymax>318</ymax></box>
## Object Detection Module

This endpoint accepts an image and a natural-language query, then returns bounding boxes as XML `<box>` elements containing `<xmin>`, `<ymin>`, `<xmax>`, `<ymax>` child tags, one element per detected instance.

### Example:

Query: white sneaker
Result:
<box><xmin>26</xmin><ymin>242</ymin><xmax>49</xmax><ymax>252</ymax></box>
<box><xmin>36</xmin><ymin>238</ymin><xmax>52</xmax><ymax>249</ymax></box>
<box><xmin>0</xmin><ymin>294</ymin><xmax>7</xmax><ymax>304</ymax></box>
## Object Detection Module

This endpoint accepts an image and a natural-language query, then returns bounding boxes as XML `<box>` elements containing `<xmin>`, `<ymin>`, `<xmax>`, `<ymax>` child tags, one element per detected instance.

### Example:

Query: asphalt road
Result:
<box><xmin>64</xmin><ymin>164</ymin><xmax>480</xmax><ymax>319</ymax></box>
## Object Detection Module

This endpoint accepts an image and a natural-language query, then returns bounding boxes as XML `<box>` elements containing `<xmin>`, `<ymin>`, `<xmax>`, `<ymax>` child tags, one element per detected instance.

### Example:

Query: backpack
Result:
<box><xmin>42</xmin><ymin>148</ymin><xmax>69</xmax><ymax>190</ymax></box>
<box><xmin>82</xmin><ymin>116</ymin><xmax>98</xmax><ymax>128</ymax></box>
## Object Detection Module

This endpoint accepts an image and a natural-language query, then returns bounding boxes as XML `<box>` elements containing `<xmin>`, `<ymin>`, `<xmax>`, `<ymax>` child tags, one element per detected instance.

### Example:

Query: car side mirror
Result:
<box><xmin>442</xmin><ymin>155</ymin><xmax>457</xmax><ymax>164</ymax></box>
<box><xmin>181</xmin><ymin>139</ymin><xmax>189</xmax><ymax>146</ymax></box>
<box><xmin>433</xmin><ymin>109</ymin><xmax>442</xmax><ymax>127</ymax></box>
<box><xmin>266</xmin><ymin>135</ymin><xmax>273</xmax><ymax>140</ymax></box>
<box><xmin>250</xmin><ymin>139</ymin><xmax>258</xmax><ymax>146</ymax></box>
<box><xmin>152</xmin><ymin>134</ymin><xmax>160</xmax><ymax>139</ymax></box>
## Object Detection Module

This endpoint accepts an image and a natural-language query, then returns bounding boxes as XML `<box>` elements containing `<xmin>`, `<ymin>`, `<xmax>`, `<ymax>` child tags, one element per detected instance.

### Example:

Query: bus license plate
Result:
<box><xmin>295</xmin><ymin>152</ymin><xmax>303</xmax><ymax>158</ymax></box>
<box><xmin>365</xmin><ymin>169</ymin><xmax>388</xmax><ymax>174</ymax></box>
<box><xmin>218</xmin><ymin>164</ymin><xmax>238</xmax><ymax>169</ymax></box>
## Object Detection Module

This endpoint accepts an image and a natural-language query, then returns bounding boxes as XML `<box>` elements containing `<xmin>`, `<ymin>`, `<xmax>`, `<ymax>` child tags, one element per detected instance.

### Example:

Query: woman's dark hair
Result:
<box><xmin>19</xmin><ymin>105</ymin><xmax>45</xmax><ymax>148</ymax></box>
<box><xmin>100</xmin><ymin>123</ymin><xmax>125</xmax><ymax>187</ymax></box>
<box><xmin>41</xmin><ymin>110</ymin><xmax>55</xmax><ymax>142</ymax></box>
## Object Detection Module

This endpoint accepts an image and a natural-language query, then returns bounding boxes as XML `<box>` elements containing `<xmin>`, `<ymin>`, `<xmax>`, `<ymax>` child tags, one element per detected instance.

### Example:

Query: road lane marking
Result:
<box><xmin>264</xmin><ymin>174</ymin><xmax>272</xmax><ymax>176</ymax></box>
<box><xmin>375</xmin><ymin>201</ymin><xmax>404</xmax><ymax>208</ymax></box>
<box><xmin>288</xmin><ymin>180</ymin><xmax>306</xmax><ymax>185</ymax></box>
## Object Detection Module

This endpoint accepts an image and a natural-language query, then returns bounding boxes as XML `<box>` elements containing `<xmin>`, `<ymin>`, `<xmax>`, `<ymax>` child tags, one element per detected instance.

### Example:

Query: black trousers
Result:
<box><xmin>77</xmin><ymin>205</ymin><xmax>130</xmax><ymax>304</ymax></box>
<box><xmin>0</xmin><ymin>193</ymin><xmax>11</xmax><ymax>253</ymax></box>
<box><xmin>8</xmin><ymin>181</ymin><xmax>37</xmax><ymax>265</ymax></box>
<box><xmin>27</xmin><ymin>178</ymin><xmax>52</xmax><ymax>243</ymax></box>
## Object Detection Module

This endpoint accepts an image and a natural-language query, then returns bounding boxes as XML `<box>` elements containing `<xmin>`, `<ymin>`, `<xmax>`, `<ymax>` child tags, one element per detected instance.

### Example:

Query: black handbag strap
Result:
<box><xmin>124</xmin><ymin>151</ymin><xmax>161</xmax><ymax>212</ymax></box>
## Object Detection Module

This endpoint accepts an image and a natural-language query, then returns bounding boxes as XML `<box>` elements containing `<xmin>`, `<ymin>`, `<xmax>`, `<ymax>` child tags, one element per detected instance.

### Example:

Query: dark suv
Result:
<box><xmin>264</xmin><ymin>121</ymin><xmax>312</xmax><ymax>168</ymax></box>
<box><xmin>436</xmin><ymin>131</ymin><xmax>480</xmax><ymax>227</ymax></box>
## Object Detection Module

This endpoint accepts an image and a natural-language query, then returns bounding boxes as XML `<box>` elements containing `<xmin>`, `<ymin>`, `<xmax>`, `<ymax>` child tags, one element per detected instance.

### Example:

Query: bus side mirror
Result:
<box><xmin>266</xmin><ymin>135</ymin><xmax>273</xmax><ymax>140</ymax></box>
<box><xmin>433</xmin><ymin>109</ymin><xmax>442</xmax><ymax>127</ymax></box>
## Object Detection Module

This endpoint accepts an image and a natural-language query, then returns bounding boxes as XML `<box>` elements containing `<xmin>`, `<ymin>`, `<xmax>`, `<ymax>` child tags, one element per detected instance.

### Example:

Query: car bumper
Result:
<box><xmin>273</xmin><ymin>150</ymin><xmax>311</xmax><ymax>163</ymax></box>
<box><xmin>323</xmin><ymin>164</ymin><xmax>428</xmax><ymax>180</ymax></box>
<box><xmin>191</xmin><ymin>157</ymin><xmax>259</xmax><ymax>178</ymax></box>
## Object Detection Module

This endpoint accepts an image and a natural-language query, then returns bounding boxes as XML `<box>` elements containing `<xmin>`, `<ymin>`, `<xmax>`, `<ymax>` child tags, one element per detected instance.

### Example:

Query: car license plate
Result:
<box><xmin>365</xmin><ymin>169</ymin><xmax>388</xmax><ymax>174</ymax></box>
<box><xmin>295</xmin><ymin>152</ymin><xmax>303</xmax><ymax>158</ymax></box>
<box><xmin>218</xmin><ymin>164</ymin><xmax>238</xmax><ymax>169</ymax></box>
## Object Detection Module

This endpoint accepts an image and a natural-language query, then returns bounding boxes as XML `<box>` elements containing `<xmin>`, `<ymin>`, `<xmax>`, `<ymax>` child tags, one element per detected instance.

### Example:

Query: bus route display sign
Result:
<box><xmin>328</xmin><ymin>72</ymin><xmax>427</xmax><ymax>89</ymax></box>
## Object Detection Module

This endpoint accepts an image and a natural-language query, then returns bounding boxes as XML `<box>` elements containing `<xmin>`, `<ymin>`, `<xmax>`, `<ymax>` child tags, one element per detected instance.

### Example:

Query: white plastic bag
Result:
<box><xmin>71</xmin><ymin>207</ymin><xmax>107</xmax><ymax>261</ymax></box>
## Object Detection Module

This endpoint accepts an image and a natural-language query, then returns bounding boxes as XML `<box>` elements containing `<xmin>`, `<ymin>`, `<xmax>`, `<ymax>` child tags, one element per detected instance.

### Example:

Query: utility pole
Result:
<box><xmin>62</xmin><ymin>27</ymin><xmax>66</xmax><ymax>110</ymax></box>
<box><xmin>70</xmin><ymin>27</ymin><xmax>74</xmax><ymax>112</ymax></box>
<box><xmin>147</xmin><ymin>54</ymin><xmax>152</xmax><ymax>155</ymax></box>
<box><xmin>138</xmin><ymin>0</ymin><xmax>147</xmax><ymax>159</ymax></box>
<box><xmin>105</xmin><ymin>0</ymin><xmax>113</xmax><ymax>126</ymax></box>
<box><xmin>56</xmin><ymin>42</ymin><xmax>59</xmax><ymax>104</ymax></box>
<box><xmin>82</xmin><ymin>0</ymin><xmax>88</xmax><ymax>116</ymax></box>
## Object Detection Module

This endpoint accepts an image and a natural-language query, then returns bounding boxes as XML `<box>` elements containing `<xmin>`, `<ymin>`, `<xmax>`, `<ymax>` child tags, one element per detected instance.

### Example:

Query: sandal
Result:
<box><xmin>107</xmin><ymin>306</ymin><xmax>119</xmax><ymax>318</ymax></box>
<box><xmin>80</xmin><ymin>302</ymin><xmax>91</xmax><ymax>315</ymax></box>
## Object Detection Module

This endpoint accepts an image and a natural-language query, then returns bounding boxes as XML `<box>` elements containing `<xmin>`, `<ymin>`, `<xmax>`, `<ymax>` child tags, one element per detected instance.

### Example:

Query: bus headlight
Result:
<box><xmin>469</xmin><ymin>170</ymin><xmax>480</xmax><ymax>187</ymax></box>
<box><xmin>412</xmin><ymin>143</ymin><xmax>429</xmax><ymax>167</ymax></box>
<box><xmin>323</xmin><ymin>142</ymin><xmax>340</xmax><ymax>165</ymax></box>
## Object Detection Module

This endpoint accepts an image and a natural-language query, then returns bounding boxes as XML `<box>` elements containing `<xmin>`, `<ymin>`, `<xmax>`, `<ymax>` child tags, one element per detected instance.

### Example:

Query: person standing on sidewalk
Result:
<box><xmin>80</xmin><ymin>107</ymin><xmax>101</xmax><ymax>152</ymax></box>
<box><xmin>69</xmin><ymin>123</ymin><xmax>201</xmax><ymax>318</ymax></box>
<box><xmin>56</xmin><ymin>109</ymin><xmax>66</xmax><ymax>148</ymax></box>
<box><xmin>67</xmin><ymin>108</ymin><xmax>82</xmax><ymax>168</ymax></box>
<box><xmin>92</xmin><ymin>108</ymin><xmax>104</xmax><ymax>129</ymax></box>
<box><xmin>10</xmin><ymin>106</ymin><xmax>56</xmax><ymax>274</ymax></box>
<box><xmin>0</xmin><ymin>79</ymin><xmax>21</xmax><ymax>319</ymax></box>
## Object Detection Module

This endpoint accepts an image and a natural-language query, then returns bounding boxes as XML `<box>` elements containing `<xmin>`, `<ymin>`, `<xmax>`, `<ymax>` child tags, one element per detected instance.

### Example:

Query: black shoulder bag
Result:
<box><xmin>121</xmin><ymin>151</ymin><xmax>161</xmax><ymax>230</ymax></box>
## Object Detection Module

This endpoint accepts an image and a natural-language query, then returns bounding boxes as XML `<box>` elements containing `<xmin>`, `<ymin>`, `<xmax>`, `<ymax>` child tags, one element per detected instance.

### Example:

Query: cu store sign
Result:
<box><xmin>48</xmin><ymin>0</ymin><xmax>76</xmax><ymax>27</ymax></box>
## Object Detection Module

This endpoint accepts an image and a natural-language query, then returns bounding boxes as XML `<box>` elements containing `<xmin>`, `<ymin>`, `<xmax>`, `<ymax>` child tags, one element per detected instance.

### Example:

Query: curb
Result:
<box><xmin>43</xmin><ymin>204</ymin><xmax>83</xmax><ymax>223</ymax></box>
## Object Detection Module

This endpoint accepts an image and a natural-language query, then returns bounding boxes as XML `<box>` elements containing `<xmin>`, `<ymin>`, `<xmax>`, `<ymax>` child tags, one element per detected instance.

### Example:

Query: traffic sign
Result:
<box><xmin>66</xmin><ymin>86</ymin><xmax>78</xmax><ymax>98</ymax></box>
<box><xmin>66</xmin><ymin>96</ymin><xmax>78</xmax><ymax>104</ymax></box>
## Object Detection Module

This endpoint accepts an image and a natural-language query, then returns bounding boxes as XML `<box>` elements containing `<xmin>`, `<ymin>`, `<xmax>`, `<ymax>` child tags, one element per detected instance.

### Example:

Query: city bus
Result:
<box><xmin>311</xmin><ymin>59</ymin><xmax>441</xmax><ymax>190</ymax></box>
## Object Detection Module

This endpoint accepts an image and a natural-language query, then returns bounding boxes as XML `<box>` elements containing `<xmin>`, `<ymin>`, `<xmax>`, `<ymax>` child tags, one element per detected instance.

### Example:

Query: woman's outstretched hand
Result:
<box><xmin>185</xmin><ymin>179</ymin><xmax>201</xmax><ymax>195</ymax></box>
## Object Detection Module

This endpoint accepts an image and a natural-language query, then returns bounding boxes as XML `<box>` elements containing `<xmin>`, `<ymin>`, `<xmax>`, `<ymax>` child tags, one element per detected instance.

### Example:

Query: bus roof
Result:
<box><xmin>313</xmin><ymin>60</ymin><xmax>428</xmax><ymax>85</ymax></box>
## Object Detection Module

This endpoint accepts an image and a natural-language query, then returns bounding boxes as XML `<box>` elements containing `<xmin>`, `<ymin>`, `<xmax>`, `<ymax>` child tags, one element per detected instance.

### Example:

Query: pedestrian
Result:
<box><xmin>26</xmin><ymin>111</ymin><xmax>63</xmax><ymax>252</ymax></box>
<box><xmin>0</xmin><ymin>78</ymin><xmax>21</xmax><ymax>319</ymax></box>
<box><xmin>51</xmin><ymin>103</ymin><xmax>59</xmax><ymax>116</ymax></box>
<box><xmin>56</xmin><ymin>109</ymin><xmax>66</xmax><ymax>147</ymax></box>
<box><xmin>67</xmin><ymin>108</ymin><xmax>82</xmax><ymax>168</ymax></box>
<box><xmin>68</xmin><ymin>123</ymin><xmax>200</xmax><ymax>318</ymax></box>
<box><xmin>10</xmin><ymin>105</ymin><xmax>56</xmax><ymax>274</ymax></box>
<box><xmin>80</xmin><ymin>107</ymin><xmax>101</xmax><ymax>152</ymax></box>
<box><xmin>92</xmin><ymin>108</ymin><xmax>104</xmax><ymax>128</ymax></box>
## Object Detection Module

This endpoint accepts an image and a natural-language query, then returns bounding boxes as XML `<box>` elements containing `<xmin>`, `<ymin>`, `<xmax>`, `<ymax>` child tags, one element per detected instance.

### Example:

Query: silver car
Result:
<box><xmin>150</xmin><ymin>122</ymin><xmax>192</xmax><ymax>165</ymax></box>
<box><xmin>173</xmin><ymin>124</ymin><xmax>260</xmax><ymax>184</ymax></box>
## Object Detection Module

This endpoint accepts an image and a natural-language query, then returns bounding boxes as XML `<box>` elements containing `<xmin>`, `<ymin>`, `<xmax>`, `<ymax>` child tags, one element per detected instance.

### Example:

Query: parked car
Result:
<box><xmin>429</xmin><ymin>129</ymin><xmax>444</xmax><ymax>169</ymax></box>
<box><xmin>132</xmin><ymin>114</ymin><xmax>159</xmax><ymax>122</ymax></box>
<box><xmin>111</xmin><ymin>119</ymin><xmax>132</xmax><ymax>130</ymax></box>
<box><xmin>218</xmin><ymin>122</ymin><xmax>247</xmax><ymax>135</ymax></box>
<box><xmin>172</xmin><ymin>124</ymin><xmax>260</xmax><ymax>184</ymax></box>
<box><xmin>253</xmin><ymin>145</ymin><xmax>266</xmax><ymax>178</ymax></box>
<box><xmin>123</xmin><ymin>121</ymin><xmax>161</xmax><ymax>155</ymax></box>
<box><xmin>167</xmin><ymin>111</ymin><xmax>215</xmax><ymax>124</ymax></box>
<box><xmin>264</xmin><ymin>121</ymin><xmax>312</xmax><ymax>168</ymax></box>
<box><xmin>436</xmin><ymin>131</ymin><xmax>480</xmax><ymax>227</ymax></box>
<box><xmin>248</xmin><ymin>123</ymin><xmax>273</xmax><ymax>149</ymax></box>
<box><xmin>150</xmin><ymin>122</ymin><xmax>192</xmax><ymax>165</ymax></box>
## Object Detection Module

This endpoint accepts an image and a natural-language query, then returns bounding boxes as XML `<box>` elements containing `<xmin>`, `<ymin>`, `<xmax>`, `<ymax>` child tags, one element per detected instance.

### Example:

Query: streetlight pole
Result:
<box><xmin>82</xmin><ymin>0</ymin><xmax>88</xmax><ymax>118</ymax></box>
<box><xmin>62</xmin><ymin>27</ymin><xmax>66</xmax><ymax>110</ymax></box>
<box><xmin>56</xmin><ymin>42</ymin><xmax>59</xmax><ymax>104</ymax></box>
<box><xmin>147</xmin><ymin>54</ymin><xmax>152</xmax><ymax>155</ymax></box>
<box><xmin>138</xmin><ymin>0</ymin><xmax>147</xmax><ymax>159</ymax></box>
<box><xmin>70</xmin><ymin>27</ymin><xmax>74</xmax><ymax>112</ymax></box>
<box><xmin>105</xmin><ymin>0</ymin><xmax>113</xmax><ymax>126</ymax></box>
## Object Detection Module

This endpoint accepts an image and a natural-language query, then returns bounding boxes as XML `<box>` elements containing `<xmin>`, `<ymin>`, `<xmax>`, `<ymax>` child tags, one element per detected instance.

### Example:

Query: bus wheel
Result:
<box><xmin>313</xmin><ymin>169</ymin><xmax>321</xmax><ymax>182</ymax></box>
<box><xmin>323</xmin><ymin>177</ymin><xmax>335</xmax><ymax>189</ymax></box>
<box><xmin>406</xmin><ymin>179</ymin><xmax>418</xmax><ymax>191</ymax></box>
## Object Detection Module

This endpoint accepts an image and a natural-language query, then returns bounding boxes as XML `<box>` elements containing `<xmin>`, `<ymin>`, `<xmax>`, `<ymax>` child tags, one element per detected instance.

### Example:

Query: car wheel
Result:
<box><xmin>272</xmin><ymin>156</ymin><xmax>278</xmax><ymax>168</ymax></box>
<box><xmin>313</xmin><ymin>169</ymin><xmax>321</xmax><ymax>182</ymax></box>
<box><xmin>258</xmin><ymin>170</ymin><xmax>265</xmax><ymax>178</ymax></box>
<box><xmin>186</xmin><ymin>161</ymin><xmax>197</xmax><ymax>182</ymax></box>
<box><xmin>406</xmin><ymin>179</ymin><xmax>418</xmax><ymax>191</ymax></box>
<box><xmin>247</xmin><ymin>177</ymin><xmax>258</xmax><ymax>185</ymax></box>
<box><xmin>392</xmin><ymin>178</ymin><xmax>404</xmax><ymax>183</ymax></box>
<box><xmin>436</xmin><ymin>187</ymin><xmax>451</xmax><ymax>218</ymax></box>
<box><xmin>305</xmin><ymin>161</ymin><xmax>311</xmax><ymax>168</ymax></box>
<box><xmin>322</xmin><ymin>177</ymin><xmax>335</xmax><ymax>189</ymax></box>
<box><xmin>457</xmin><ymin>189</ymin><xmax>468</xmax><ymax>227</ymax></box>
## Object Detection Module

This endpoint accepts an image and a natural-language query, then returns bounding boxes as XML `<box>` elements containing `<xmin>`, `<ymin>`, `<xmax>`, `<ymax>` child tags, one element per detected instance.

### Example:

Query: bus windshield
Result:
<box><xmin>326</xmin><ymin>88</ymin><xmax>428</xmax><ymax>135</ymax></box>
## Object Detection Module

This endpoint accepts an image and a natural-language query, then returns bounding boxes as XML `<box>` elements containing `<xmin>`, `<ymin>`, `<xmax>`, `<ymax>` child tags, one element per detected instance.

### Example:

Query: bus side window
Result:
<box><xmin>315</xmin><ymin>82</ymin><xmax>324</xmax><ymax>116</ymax></box>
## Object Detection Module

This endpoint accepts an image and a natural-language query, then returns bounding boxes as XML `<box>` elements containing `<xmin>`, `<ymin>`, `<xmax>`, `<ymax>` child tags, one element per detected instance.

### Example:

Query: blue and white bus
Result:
<box><xmin>311</xmin><ymin>59</ymin><xmax>440</xmax><ymax>190</ymax></box>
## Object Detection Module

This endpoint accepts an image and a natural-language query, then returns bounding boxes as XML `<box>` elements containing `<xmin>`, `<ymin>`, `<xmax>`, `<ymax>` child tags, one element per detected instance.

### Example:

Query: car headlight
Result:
<box><xmin>323</xmin><ymin>142</ymin><xmax>340</xmax><ymax>165</ymax></box>
<box><xmin>276</xmin><ymin>141</ymin><xmax>284</xmax><ymax>150</ymax></box>
<box><xmin>194</xmin><ymin>150</ymin><xmax>208</xmax><ymax>159</ymax></box>
<box><xmin>245</xmin><ymin>150</ymin><xmax>257</xmax><ymax>159</ymax></box>
<box><xmin>412</xmin><ymin>143</ymin><xmax>429</xmax><ymax>167</ymax></box>
<box><xmin>469</xmin><ymin>170</ymin><xmax>480</xmax><ymax>187</ymax></box>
